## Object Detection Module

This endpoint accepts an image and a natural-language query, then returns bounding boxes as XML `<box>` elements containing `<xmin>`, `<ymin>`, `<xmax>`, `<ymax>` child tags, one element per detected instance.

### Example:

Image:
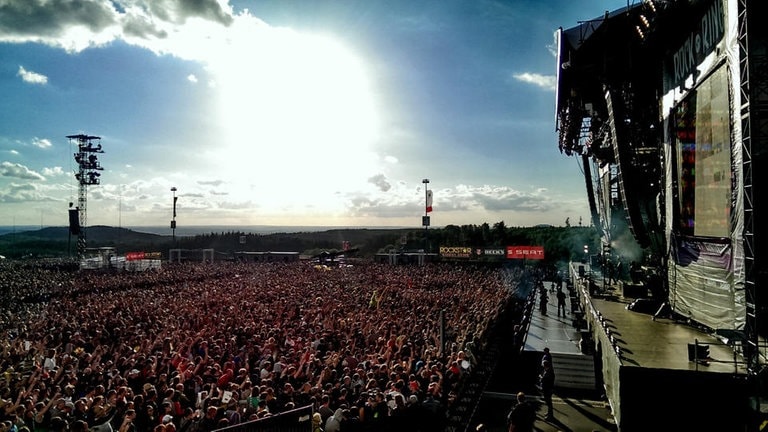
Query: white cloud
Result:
<box><xmin>0</xmin><ymin>161</ymin><xmax>46</xmax><ymax>180</ymax></box>
<box><xmin>42</xmin><ymin>166</ymin><xmax>66</xmax><ymax>177</ymax></box>
<box><xmin>548</xmin><ymin>32</ymin><xmax>559</xmax><ymax>57</ymax></box>
<box><xmin>441</xmin><ymin>184</ymin><xmax>556</xmax><ymax>212</ymax></box>
<box><xmin>17</xmin><ymin>66</ymin><xmax>48</xmax><ymax>85</ymax></box>
<box><xmin>513</xmin><ymin>72</ymin><xmax>556</xmax><ymax>91</ymax></box>
<box><xmin>31</xmin><ymin>137</ymin><xmax>53</xmax><ymax>148</ymax></box>
<box><xmin>0</xmin><ymin>1</ymin><xmax>590</xmax><ymax>228</ymax></box>
<box><xmin>0</xmin><ymin>183</ymin><xmax>44</xmax><ymax>203</ymax></box>
<box><xmin>198</xmin><ymin>179</ymin><xmax>224</xmax><ymax>187</ymax></box>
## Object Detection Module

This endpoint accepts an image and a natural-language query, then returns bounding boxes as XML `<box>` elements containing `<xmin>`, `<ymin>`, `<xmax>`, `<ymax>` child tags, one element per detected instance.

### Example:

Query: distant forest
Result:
<box><xmin>0</xmin><ymin>223</ymin><xmax>601</xmax><ymax>265</ymax></box>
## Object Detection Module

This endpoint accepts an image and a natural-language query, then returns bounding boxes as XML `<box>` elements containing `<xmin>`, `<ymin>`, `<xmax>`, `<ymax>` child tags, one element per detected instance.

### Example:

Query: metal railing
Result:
<box><xmin>213</xmin><ymin>404</ymin><xmax>313</xmax><ymax>432</ymax></box>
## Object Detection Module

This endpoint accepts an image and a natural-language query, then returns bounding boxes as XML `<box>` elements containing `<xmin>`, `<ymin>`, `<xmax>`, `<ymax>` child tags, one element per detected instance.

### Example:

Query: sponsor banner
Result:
<box><xmin>506</xmin><ymin>245</ymin><xmax>545</xmax><ymax>260</ymax></box>
<box><xmin>440</xmin><ymin>246</ymin><xmax>472</xmax><ymax>259</ymax></box>
<box><xmin>126</xmin><ymin>251</ymin><xmax>162</xmax><ymax>261</ymax></box>
<box><xmin>125</xmin><ymin>252</ymin><xmax>145</xmax><ymax>261</ymax></box>
<box><xmin>475</xmin><ymin>248</ymin><xmax>505</xmax><ymax>256</ymax></box>
<box><xmin>665</xmin><ymin>0</ymin><xmax>724</xmax><ymax>91</ymax></box>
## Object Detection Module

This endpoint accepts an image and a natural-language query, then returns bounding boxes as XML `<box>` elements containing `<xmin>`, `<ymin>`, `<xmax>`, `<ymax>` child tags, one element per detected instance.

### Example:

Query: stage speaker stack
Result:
<box><xmin>68</xmin><ymin>208</ymin><xmax>80</xmax><ymax>235</ymax></box>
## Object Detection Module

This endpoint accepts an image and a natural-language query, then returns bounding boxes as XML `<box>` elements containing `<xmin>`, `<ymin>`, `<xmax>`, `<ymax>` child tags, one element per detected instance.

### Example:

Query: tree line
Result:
<box><xmin>0</xmin><ymin>223</ymin><xmax>601</xmax><ymax>265</ymax></box>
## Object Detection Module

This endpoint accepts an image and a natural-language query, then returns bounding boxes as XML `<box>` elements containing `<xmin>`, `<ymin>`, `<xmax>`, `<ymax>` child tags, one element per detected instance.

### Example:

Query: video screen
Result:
<box><xmin>673</xmin><ymin>65</ymin><xmax>731</xmax><ymax>238</ymax></box>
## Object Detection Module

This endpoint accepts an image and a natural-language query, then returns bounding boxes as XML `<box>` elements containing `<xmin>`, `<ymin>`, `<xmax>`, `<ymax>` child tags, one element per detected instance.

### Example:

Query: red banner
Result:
<box><xmin>125</xmin><ymin>252</ymin><xmax>145</xmax><ymax>261</ymax></box>
<box><xmin>506</xmin><ymin>245</ymin><xmax>545</xmax><ymax>260</ymax></box>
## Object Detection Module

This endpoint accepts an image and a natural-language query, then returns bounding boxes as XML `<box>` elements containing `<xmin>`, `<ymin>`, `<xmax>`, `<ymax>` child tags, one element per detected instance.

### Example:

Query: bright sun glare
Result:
<box><xmin>210</xmin><ymin>25</ymin><xmax>381</xmax><ymax>212</ymax></box>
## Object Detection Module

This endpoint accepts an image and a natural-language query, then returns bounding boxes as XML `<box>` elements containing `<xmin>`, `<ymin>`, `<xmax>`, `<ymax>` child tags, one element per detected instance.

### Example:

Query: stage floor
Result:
<box><xmin>525</xmin><ymin>272</ymin><xmax>746</xmax><ymax>374</ymax></box>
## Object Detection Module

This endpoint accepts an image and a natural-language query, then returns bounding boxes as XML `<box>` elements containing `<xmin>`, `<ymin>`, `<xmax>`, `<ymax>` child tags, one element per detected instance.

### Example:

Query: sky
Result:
<box><xmin>0</xmin><ymin>0</ymin><xmax>632</xmax><ymax>230</ymax></box>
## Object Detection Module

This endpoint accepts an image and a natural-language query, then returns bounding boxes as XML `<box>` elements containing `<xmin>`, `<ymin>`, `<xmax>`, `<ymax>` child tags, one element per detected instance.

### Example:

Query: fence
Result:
<box><xmin>214</xmin><ymin>405</ymin><xmax>313</xmax><ymax>432</ymax></box>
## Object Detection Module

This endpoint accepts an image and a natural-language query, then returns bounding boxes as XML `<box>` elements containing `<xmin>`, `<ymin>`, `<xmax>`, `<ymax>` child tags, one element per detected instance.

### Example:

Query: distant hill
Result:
<box><xmin>0</xmin><ymin>225</ymin><xmax>418</xmax><ymax>259</ymax></box>
<box><xmin>0</xmin><ymin>226</ymin><xmax>169</xmax><ymax>259</ymax></box>
<box><xmin>11</xmin><ymin>226</ymin><xmax>166</xmax><ymax>243</ymax></box>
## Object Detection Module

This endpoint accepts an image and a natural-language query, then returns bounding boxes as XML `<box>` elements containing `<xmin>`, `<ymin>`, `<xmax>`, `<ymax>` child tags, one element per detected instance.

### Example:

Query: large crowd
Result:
<box><xmin>0</xmin><ymin>259</ymin><xmax>525</xmax><ymax>432</ymax></box>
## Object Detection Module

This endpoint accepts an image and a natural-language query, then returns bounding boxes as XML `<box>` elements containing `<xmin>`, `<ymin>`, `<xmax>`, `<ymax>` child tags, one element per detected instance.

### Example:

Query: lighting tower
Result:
<box><xmin>68</xmin><ymin>134</ymin><xmax>103</xmax><ymax>262</ymax></box>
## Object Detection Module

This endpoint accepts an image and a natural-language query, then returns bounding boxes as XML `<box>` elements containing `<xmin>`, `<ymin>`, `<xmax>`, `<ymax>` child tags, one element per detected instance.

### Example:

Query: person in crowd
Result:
<box><xmin>539</xmin><ymin>288</ymin><xmax>548</xmax><ymax>315</ymax></box>
<box><xmin>506</xmin><ymin>392</ymin><xmax>535</xmax><ymax>432</ymax></box>
<box><xmin>311</xmin><ymin>412</ymin><xmax>323</xmax><ymax>432</ymax></box>
<box><xmin>540</xmin><ymin>347</ymin><xmax>552</xmax><ymax>369</ymax></box>
<box><xmin>316</xmin><ymin>394</ymin><xmax>333</xmax><ymax>425</ymax></box>
<box><xmin>539</xmin><ymin>360</ymin><xmax>555</xmax><ymax>421</ymax></box>
<box><xmin>556</xmin><ymin>288</ymin><xmax>567</xmax><ymax>317</ymax></box>
<box><xmin>0</xmin><ymin>259</ymin><xmax>527</xmax><ymax>431</ymax></box>
<box><xmin>324</xmin><ymin>407</ymin><xmax>345</xmax><ymax>432</ymax></box>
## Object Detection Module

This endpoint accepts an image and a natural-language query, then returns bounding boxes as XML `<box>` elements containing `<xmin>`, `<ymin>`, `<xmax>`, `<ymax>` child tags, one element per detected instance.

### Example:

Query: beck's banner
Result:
<box><xmin>475</xmin><ymin>248</ymin><xmax>505</xmax><ymax>257</ymax></box>
<box><xmin>506</xmin><ymin>245</ymin><xmax>545</xmax><ymax>260</ymax></box>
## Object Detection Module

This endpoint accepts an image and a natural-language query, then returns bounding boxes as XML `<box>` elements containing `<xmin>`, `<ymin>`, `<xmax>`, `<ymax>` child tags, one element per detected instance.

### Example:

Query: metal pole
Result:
<box><xmin>171</xmin><ymin>187</ymin><xmax>177</xmax><ymax>245</ymax></box>
<box><xmin>422</xmin><ymin>178</ymin><xmax>429</xmax><ymax>257</ymax></box>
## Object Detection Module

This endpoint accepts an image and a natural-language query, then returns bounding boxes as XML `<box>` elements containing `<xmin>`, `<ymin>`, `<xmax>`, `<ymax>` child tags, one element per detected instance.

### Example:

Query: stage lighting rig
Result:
<box><xmin>68</xmin><ymin>133</ymin><xmax>104</xmax><ymax>262</ymax></box>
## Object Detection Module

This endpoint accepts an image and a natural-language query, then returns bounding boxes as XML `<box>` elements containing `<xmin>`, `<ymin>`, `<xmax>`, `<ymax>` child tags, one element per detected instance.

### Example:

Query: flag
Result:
<box><xmin>426</xmin><ymin>189</ymin><xmax>433</xmax><ymax>213</ymax></box>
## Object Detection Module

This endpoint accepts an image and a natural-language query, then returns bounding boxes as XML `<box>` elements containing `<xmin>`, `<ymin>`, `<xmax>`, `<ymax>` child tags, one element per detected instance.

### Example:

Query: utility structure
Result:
<box><xmin>421</xmin><ymin>178</ymin><xmax>432</xmax><ymax>265</ymax></box>
<box><xmin>171</xmin><ymin>187</ymin><xmax>178</xmax><ymax>244</ymax></box>
<box><xmin>68</xmin><ymin>134</ymin><xmax>104</xmax><ymax>262</ymax></box>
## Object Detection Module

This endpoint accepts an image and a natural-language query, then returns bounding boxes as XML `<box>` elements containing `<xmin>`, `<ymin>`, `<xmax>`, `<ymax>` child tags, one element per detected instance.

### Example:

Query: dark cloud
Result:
<box><xmin>0</xmin><ymin>0</ymin><xmax>117</xmax><ymax>39</ymax></box>
<box><xmin>0</xmin><ymin>0</ymin><xmax>233</xmax><ymax>48</ymax></box>
<box><xmin>367</xmin><ymin>173</ymin><xmax>391</xmax><ymax>192</ymax></box>
<box><xmin>122</xmin><ymin>14</ymin><xmax>168</xmax><ymax>39</ymax></box>
<box><xmin>180</xmin><ymin>0</ymin><xmax>233</xmax><ymax>25</ymax></box>
<box><xmin>147</xmin><ymin>0</ymin><xmax>233</xmax><ymax>26</ymax></box>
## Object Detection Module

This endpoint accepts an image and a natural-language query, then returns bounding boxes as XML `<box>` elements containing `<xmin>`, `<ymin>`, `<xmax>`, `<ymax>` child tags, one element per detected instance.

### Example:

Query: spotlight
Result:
<box><xmin>635</xmin><ymin>26</ymin><xmax>645</xmax><ymax>40</ymax></box>
<box><xmin>639</xmin><ymin>14</ymin><xmax>650</xmax><ymax>29</ymax></box>
<box><xmin>644</xmin><ymin>0</ymin><xmax>657</xmax><ymax>14</ymax></box>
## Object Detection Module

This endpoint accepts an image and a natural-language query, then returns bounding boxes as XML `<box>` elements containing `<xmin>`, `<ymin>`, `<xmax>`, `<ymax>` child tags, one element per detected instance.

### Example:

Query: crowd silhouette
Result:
<box><xmin>1</xmin><ymin>259</ymin><xmax>527</xmax><ymax>432</ymax></box>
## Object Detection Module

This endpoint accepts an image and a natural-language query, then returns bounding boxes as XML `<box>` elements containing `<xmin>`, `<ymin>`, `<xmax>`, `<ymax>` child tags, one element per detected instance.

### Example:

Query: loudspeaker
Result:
<box><xmin>68</xmin><ymin>208</ymin><xmax>80</xmax><ymax>235</ymax></box>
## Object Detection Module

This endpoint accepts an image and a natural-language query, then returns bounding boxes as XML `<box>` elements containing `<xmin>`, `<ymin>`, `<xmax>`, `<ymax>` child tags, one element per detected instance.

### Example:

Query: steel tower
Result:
<box><xmin>68</xmin><ymin>134</ymin><xmax>104</xmax><ymax>262</ymax></box>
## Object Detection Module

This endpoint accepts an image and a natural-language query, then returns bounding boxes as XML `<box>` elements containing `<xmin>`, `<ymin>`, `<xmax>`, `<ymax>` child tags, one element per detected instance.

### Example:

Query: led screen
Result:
<box><xmin>673</xmin><ymin>65</ymin><xmax>731</xmax><ymax>238</ymax></box>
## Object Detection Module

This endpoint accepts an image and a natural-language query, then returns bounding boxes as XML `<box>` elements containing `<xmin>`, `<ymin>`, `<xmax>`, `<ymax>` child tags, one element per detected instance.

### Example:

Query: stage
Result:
<box><xmin>533</xmin><ymin>262</ymin><xmax>754</xmax><ymax>431</ymax></box>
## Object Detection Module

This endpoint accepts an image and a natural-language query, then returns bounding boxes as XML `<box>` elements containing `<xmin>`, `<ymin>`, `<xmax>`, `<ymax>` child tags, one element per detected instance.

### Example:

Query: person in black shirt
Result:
<box><xmin>539</xmin><ymin>361</ymin><xmax>555</xmax><ymax>420</ymax></box>
<box><xmin>556</xmin><ymin>288</ymin><xmax>567</xmax><ymax>317</ymax></box>
<box><xmin>506</xmin><ymin>392</ymin><xmax>535</xmax><ymax>432</ymax></box>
